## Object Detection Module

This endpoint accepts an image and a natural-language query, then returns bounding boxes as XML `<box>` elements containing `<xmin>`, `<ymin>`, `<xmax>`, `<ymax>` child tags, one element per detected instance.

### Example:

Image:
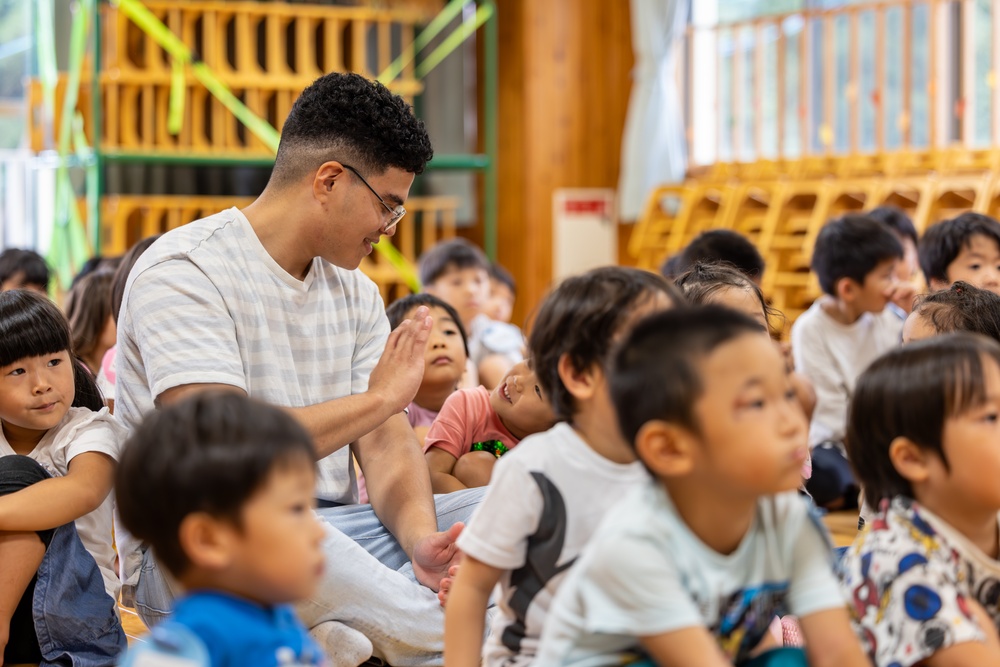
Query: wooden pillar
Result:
<box><xmin>487</xmin><ymin>0</ymin><xmax>634</xmax><ymax>326</ymax></box>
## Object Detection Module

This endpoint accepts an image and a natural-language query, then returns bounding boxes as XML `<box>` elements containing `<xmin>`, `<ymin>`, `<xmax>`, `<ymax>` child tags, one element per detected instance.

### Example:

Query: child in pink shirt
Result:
<box><xmin>424</xmin><ymin>359</ymin><xmax>556</xmax><ymax>493</ymax></box>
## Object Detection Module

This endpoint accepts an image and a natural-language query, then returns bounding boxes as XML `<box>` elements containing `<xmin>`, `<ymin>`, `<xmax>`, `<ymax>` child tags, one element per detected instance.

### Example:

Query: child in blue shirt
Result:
<box><xmin>116</xmin><ymin>392</ymin><xmax>328</xmax><ymax>666</ymax></box>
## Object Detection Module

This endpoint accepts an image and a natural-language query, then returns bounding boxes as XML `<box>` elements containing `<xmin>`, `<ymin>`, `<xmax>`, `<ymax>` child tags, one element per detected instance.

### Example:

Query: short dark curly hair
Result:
<box><xmin>115</xmin><ymin>392</ymin><xmax>316</xmax><ymax>577</ymax></box>
<box><xmin>272</xmin><ymin>72</ymin><xmax>434</xmax><ymax>187</ymax></box>
<box><xmin>528</xmin><ymin>267</ymin><xmax>684</xmax><ymax>422</ymax></box>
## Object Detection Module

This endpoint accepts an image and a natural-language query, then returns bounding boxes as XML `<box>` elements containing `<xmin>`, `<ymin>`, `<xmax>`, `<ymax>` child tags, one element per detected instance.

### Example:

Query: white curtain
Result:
<box><xmin>618</xmin><ymin>0</ymin><xmax>689</xmax><ymax>222</ymax></box>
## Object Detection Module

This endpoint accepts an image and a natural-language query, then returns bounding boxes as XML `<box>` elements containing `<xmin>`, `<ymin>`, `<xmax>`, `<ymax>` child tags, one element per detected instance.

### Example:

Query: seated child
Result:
<box><xmin>791</xmin><ymin>214</ymin><xmax>904</xmax><ymax>509</ymax></box>
<box><xmin>902</xmin><ymin>281</ymin><xmax>1000</xmax><ymax>344</ymax></box>
<box><xmin>0</xmin><ymin>289</ymin><xmax>126</xmax><ymax>665</ymax></box>
<box><xmin>675</xmin><ymin>261</ymin><xmax>816</xmax><ymax>461</ymax></box>
<box><xmin>0</xmin><ymin>248</ymin><xmax>50</xmax><ymax>294</ymax></box>
<box><xmin>443</xmin><ymin>266</ymin><xmax>683</xmax><ymax>667</ymax></box>
<box><xmin>116</xmin><ymin>391</ymin><xmax>328</xmax><ymax>666</ymax></box>
<box><xmin>424</xmin><ymin>359</ymin><xmax>556</xmax><ymax>493</ymax></box>
<box><xmin>673</xmin><ymin>229</ymin><xmax>767</xmax><ymax>285</ymax></box>
<box><xmin>868</xmin><ymin>205</ymin><xmax>922</xmax><ymax>314</ymax></box>
<box><xmin>485</xmin><ymin>262</ymin><xmax>516</xmax><ymax>323</ymax></box>
<box><xmin>840</xmin><ymin>334</ymin><xmax>1000</xmax><ymax>666</ymax></box>
<box><xmin>919</xmin><ymin>211</ymin><xmax>1000</xmax><ymax>295</ymax></box>
<box><xmin>419</xmin><ymin>239</ymin><xmax>524</xmax><ymax>389</ymax></box>
<box><xmin>535</xmin><ymin>306</ymin><xmax>867</xmax><ymax>667</ymax></box>
<box><xmin>386</xmin><ymin>293</ymin><xmax>469</xmax><ymax>441</ymax></box>
<box><xmin>65</xmin><ymin>269</ymin><xmax>117</xmax><ymax>375</ymax></box>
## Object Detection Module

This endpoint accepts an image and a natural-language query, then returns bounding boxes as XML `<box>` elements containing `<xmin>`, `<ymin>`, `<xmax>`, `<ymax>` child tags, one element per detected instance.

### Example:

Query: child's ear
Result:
<box><xmin>556</xmin><ymin>353</ymin><xmax>601</xmax><ymax>402</ymax></box>
<box><xmin>178</xmin><ymin>512</ymin><xmax>238</xmax><ymax>571</ymax></box>
<box><xmin>888</xmin><ymin>436</ymin><xmax>934</xmax><ymax>485</ymax></box>
<box><xmin>835</xmin><ymin>276</ymin><xmax>859</xmax><ymax>303</ymax></box>
<box><xmin>635</xmin><ymin>420</ymin><xmax>696</xmax><ymax>478</ymax></box>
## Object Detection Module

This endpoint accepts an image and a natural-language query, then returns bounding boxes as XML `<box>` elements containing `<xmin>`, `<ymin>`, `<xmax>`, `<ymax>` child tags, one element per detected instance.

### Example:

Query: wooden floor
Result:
<box><xmin>824</xmin><ymin>510</ymin><xmax>860</xmax><ymax>548</ymax></box>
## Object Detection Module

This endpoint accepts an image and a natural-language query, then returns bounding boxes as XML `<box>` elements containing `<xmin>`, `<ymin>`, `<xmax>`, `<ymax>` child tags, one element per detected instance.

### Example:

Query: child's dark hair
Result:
<box><xmin>846</xmin><ymin>333</ymin><xmax>1000</xmax><ymax>504</ymax></box>
<box><xmin>659</xmin><ymin>254</ymin><xmax>685</xmax><ymax>280</ymax></box>
<box><xmin>0</xmin><ymin>289</ymin><xmax>104</xmax><ymax>411</ymax></box>
<box><xmin>386</xmin><ymin>293</ymin><xmax>469</xmax><ymax>356</ymax></box>
<box><xmin>611</xmin><ymin>306</ymin><xmax>767</xmax><ymax>447</ymax></box>
<box><xmin>528</xmin><ymin>267</ymin><xmax>683</xmax><ymax>421</ymax></box>
<box><xmin>111</xmin><ymin>234</ymin><xmax>162</xmax><ymax>325</ymax></box>
<box><xmin>919</xmin><ymin>212</ymin><xmax>1000</xmax><ymax>287</ymax></box>
<box><xmin>489</xmin><ymin>263</ymin><xmax>516</xmax><ymax>295</ymax></box>
<box><xmin>115</xmin><ymin>392</ymin><xmax>316</xmax><ymax>577</ymax></box>
<box><xmin>677</xmin><ymin>230</ymin><xmax>766</xmax><ymax>281</ymax></box>
<box><xmin>0</xmin><ymin>248</ymin><xmax>50</xmax><ymax>291</ymax></box>
<box><xmin>911</xmin><ymin>281</ymin><xmax>1000</xmax><ymax>342</ymax></box>
<box><xmin>812</xmin><ymin>214</ymin><xmax>904</xmax><ymax>296</ymax></box>
<box><xmin>65</xmin><ymin>270</ymin><xmax>114</xmax><ymax>364</ymax></box>
<box><xmin>674</xmin><ymin>261</ymin><xmax>783</xmax><ymax>333</ymax></box>
<box><xmin>868</xmin><ymin>206</ymin><xmax>918</xmax><ymax>246</ymax></box>
<box><xmin>418</xmin><ymin>238</ymin><xmax>489</xmax><ymax>287</ymax></box>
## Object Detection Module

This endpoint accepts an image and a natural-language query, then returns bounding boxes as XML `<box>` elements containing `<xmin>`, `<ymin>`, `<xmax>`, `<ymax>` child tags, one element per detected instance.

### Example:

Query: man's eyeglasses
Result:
<box><xmin>341</xmin><ymin>163</ymin><xmax>406</xmax><ymax>233</ymax></box>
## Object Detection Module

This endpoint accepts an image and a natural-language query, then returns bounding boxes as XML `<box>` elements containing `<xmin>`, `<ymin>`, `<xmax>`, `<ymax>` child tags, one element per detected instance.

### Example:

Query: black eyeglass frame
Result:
<box><xmin>341</xmin><ymin>163</ymin><xmax>406</xmax><ymax>233</ymax></box>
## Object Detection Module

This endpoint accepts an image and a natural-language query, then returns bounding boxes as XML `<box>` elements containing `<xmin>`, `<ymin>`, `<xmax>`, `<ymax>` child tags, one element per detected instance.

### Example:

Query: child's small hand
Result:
<box><xmin>437</xmin><ymin>564</ymin><xmax>461</xmax><ymax>607</ymax></box>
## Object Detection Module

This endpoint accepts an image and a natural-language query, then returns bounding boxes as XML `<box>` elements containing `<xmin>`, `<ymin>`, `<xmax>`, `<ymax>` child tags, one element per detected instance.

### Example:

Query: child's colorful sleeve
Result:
<box><xmin>423</xmin><ymin>389</ymin><xmax>476</xmax><ymax>459</ymax></box>
<box><xmin>455</xmin><ymin>455</ymin><xmax>543</xmax><ymax>569</ymax></box>
<box><xmin>785</xmin><ymin>499</ymin><xmax>845</xmax><ymax>617</ymax></box>
<box><xmin>840</xmin><ymin>533</ymin><xmax>985</xmax><ymax>666</ymax></box>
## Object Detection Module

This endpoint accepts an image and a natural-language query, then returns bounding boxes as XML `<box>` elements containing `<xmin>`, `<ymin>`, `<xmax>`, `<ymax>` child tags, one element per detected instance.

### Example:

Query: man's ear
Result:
<box><xmin>635</xmin><ymin>420</ymin><xmax>697</xmax><ymax>478</ymax></box>
<box><xmin>556</xmin><ymin>353</ymin><xmax>601</xmax><ymax>402</ymax></box>
<box><xmin>178</xmin><ymin>512</ymin><xmax>238</xmax><ymax>571</ymax></box>
<box><xmin>888</xmin><ymin>436</ymin><xmax>934</xmax><ymax>486</ymax></box>
<box><xmin>312</xmin><ymin>161</ymin><xmax>347</xmax><ymax>202</ymax></box>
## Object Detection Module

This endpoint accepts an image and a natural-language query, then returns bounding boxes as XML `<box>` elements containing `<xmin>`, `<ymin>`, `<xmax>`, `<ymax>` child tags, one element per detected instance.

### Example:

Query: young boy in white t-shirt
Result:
<box><xmin>791</xmin><ymin>214</ymin><xmax>905</xmax><ymax>509</ymax></box>
<box><xmin>536</xmin><ymin>306</ymin><xmax>867</xmax><ymax>667</ymax></box>
<box><xmin>442</xmin><ymin>267</ymin><xmax>683</xmax><ymax>667</ymax></box>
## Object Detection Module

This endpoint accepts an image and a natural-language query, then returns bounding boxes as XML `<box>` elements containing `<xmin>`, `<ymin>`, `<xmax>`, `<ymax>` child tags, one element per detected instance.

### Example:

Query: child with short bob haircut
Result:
<box><xmin>902</xmin><ymin>281</ymin><xmax>1000</xmax><ymax>344</ymax></box>
<box><xmin>385</xmin><ymin>293</ymin><xmax>469</xmax><ymax>437</ymax></box>
<box><xmin>444</xmin><ymin>267</ymin><xmax>683</xmax><ymax>667</ymax></box>
<box><xmin>536</xmin><ymin>306</ymin><xmax>867</xmax><ymax>667</ymax></box>
<box><xmin>0</xmin><ymin>289</ymin><xmax>126</xmax><ymax>665</ymax></box>
<box><xmin>841</xmin><ymin>334</ymin><xmax>1000</xmax><ymax>666</ymax></box>
<box><xmin>116</xmin><ymin>391</ymin><xmax>328</xmax><ymax>666</ymax></box>
<box><xmin>919</xmin><ymin>212</ymin><xmax>1000</xmax><ymax>295</ymax></box>
<box><xmin>791</xmin><ymin>214</ymin><xmax>904</xmax><ymax>509</ymax></box>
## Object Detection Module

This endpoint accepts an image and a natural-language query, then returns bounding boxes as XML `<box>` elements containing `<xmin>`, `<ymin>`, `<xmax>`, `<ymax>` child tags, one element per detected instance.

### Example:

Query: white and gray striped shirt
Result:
<box><xmin>115</xmin><ymin>207</ymin><xmax>389</xmax><ymax>584</ymax></box>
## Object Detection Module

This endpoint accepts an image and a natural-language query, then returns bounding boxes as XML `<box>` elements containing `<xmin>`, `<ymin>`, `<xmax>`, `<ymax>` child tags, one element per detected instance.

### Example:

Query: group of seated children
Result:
<box><xmin>9</xmin><ymin>204</ymin><xmax>1000</xmax><ymax>667</ymax></box>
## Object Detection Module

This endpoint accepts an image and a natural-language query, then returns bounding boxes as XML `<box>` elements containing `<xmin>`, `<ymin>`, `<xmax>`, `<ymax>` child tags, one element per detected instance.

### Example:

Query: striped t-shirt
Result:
<box><xmin>115</xmin><ymin>207</ymin><xmax>389</xmax><ymax>583</ymax></box>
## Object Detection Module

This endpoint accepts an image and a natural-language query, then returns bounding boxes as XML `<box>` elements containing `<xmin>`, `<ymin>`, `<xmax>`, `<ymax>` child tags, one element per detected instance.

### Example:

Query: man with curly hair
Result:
<box><xmin>115</xmin><ymin>72</ymin><xmax>476</xmax><ymax>664</ymax></box>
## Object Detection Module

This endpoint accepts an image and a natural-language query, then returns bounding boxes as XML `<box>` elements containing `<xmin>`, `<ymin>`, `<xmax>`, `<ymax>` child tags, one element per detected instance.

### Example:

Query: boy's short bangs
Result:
<box><xmin>116</xmin><ymin>392</ymin><xmax>317</xmax><ymax>577</ymax></box>
<box><xmin>528</xmin><ymin>267</ymin><xmax>683</xmax><ymax>422</ymax></box>
<box><xmin>0</xmin><ymin>290</ymin><xmax>72</xmax><ymax>367</ymax></box>
<box><xmin>847</xmin><ymin>333</ymin><xmax>1000</xmax><ymax>504</ymax></box>
<box><xmin>610</xmin><ymin>306</ymin><xmax>766</xmax><ymax>448</ymax></box>
<box><xmin>417</xmin><ymin>239</ymin><xmax>489</xmax><ymax>286</ymax></box>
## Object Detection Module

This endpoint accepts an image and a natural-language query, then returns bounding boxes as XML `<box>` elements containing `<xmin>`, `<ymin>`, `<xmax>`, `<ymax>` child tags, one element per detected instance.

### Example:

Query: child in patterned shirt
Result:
<box><xmin>840</xmin><ymin>333</ymin><xmax>1000</xmax><ymax>666</ymax></box>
